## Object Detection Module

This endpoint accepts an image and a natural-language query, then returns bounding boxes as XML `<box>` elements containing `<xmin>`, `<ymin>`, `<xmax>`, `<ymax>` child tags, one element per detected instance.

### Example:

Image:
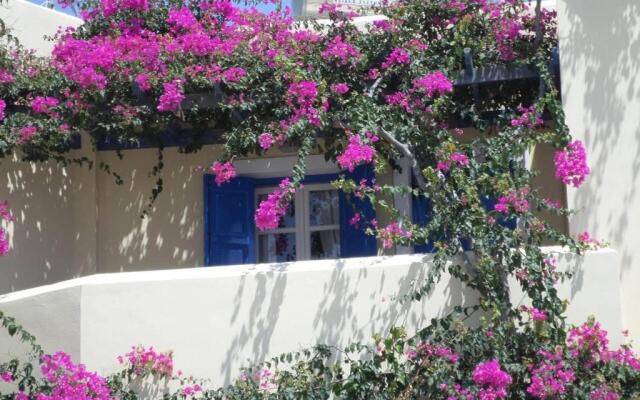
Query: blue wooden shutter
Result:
<box><xmin>412</xmin><ymin>196</ymin><xmax>435</xmax><ymax>253</ymax></box>
<box><xmin>204</xmin><ymin>176</ymin><xmax>256</xmax><ymax>266</ymax></box>
<box><xmin>339</xmin><ymin>165</ymin><xmax>377</xmax><ymax>258</ymax></box>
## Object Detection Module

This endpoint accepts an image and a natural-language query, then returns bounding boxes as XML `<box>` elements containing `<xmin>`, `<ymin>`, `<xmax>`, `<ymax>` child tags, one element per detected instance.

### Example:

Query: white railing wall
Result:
<box><xmin>0</xmin><ymin>250</ymin><xmax>623</xmax><ymax>386</ymax></box>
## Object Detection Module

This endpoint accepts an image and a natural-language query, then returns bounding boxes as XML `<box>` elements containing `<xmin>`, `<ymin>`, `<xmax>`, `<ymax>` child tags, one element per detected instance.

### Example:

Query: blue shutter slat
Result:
<box><xmin>204</xmin><ymin>176</ymin><xmax>256</xmax><ymax>266</ymax></box>
<box><xmin>339</xmin><ymin>165</ymin><xmax>377</xmax><ymax>258</ymax></box>
<box><xmin>412</xmin><ymin>196</ymin><xmax>435</xmax><ymax>253</ymax></box>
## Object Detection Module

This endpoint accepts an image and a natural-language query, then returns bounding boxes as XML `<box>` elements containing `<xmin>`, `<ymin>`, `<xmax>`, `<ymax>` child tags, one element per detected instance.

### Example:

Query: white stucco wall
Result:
<box><xmin>0</xmin><ymin>0</ymin><xmax>569</xmax><ymax>294</ymax></box>
<box><xmin>0</xmin><ymin>250</ymin><xmax>624</xmax><ymax>386</ymax></box>
<box><xmin>557</xmin><ymin>0</ymin><xmax>640</xmax><ymax>341</ymax></box>
<box><xmin>0</xmin><ymin>1</ymin><xmax>92</xmax><ymax>294</ymax></box>
<box><xmin>0</xmin><ymin>136</ymin><xmax>98</xmax><ymax>294</ymax></box>
<box><xmin>0</xmin><ymin>0</ymin><xmax>81</xmax><ymax>56</ymax></box>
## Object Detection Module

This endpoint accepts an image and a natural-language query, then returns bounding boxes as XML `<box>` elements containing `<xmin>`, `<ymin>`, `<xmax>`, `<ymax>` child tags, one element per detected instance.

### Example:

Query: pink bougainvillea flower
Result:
<box><xmin>258</xmin><ymin>132</ymin><xmax>274</xmax><ymax>150</ymax></box>
<box><xmin>135</xmin><ymin>73</ymin><xmax>152</xmax><ymax>91</ymax></box>
<box><xmin>118</xmin><ymin>346</ymin><xmax>174</xmax><ymax>378</ymax></box>
<box><xmin>0</xmin><ymin>70</ymin><xmax>14</xmax><ymax>84</ymax></box>
<box><xmin>331</xmin><ymin>83</ymin><xmax>350</xmax><ymax>95</ymax></box>
<box><xmin>381</xmin><ymin>47</ymin><xmax>410</xmax><ymax>69</ymax></box>
<box><xmin>0</xmin><ymin>371</ymin><xmax>12</xmax><ymax>382</ymax></box>
<box><xmin>31</xmin><ymin>96</ymin><xmax>59</xmax><ymax>114</ymax></box>
<box><xmin>377</xmin><ymin>222</ymin><xmax>412</xmax><ymax>249</ymax></box>
<box><xmin>182</xmin><ymin>384</ymin><xmax>202</xmax><ymax>396</ymax></box>
<box><xmin>157</xmin><ymin>80</ymin><xmax>185</xmax><ymax>112</ymax></box>
<box><xmin>336</xmin><ymin>135</ymin><xmax>376</xmax><ymax>172</ymax></box>
<box><xmin>40</xmin><ymin>351</ymin><xmax>112</xmax><ymax>399</ymax></box>
<box><xmin>209</xmin><ymin>161</ymin><xmax>237</xmax><ymax>186</ymax></box>
<box><xmin>286</xmin><ymin>80</ymin><xmax>321</xmax><ymax>126</ymax></box>
<box><xmin>322</xmin><ymin>36</ymin><xmax>361</xmax><ymax>65</ymax></box>
<box><xmin>255</xmin><ymin>178</ymin><xmax>296</xmax><ymax>231</ymax></box>
<box><xmin>412</xmin><ymin>71</ymin><xmax>453</xmax><ymax>97</ymax></box>
<box><xmin>17</xmin><ymin>126</ymin><xmax>37</xmax><ymax>144</ymax></box>
<box><xmin>222</xmin><ymin>67</ymin><xmax>247</xmax><ymax>83</ymax></box>
<box><xmin>522</xmin><ymin>305</ymin><xmax>548</xmax><ymax>322</ymax></box>
<box><xmin>472</xmin><ymin>359</ymin><xmax>512</xmax><ymax>399</ymax></box>
<box><xmin>494</xmin><ymin>188</ymin><xmax>529</xmax><ymax>214</ymax></box>
<box><xmin>554</xmin><ymin>140</ymin><xmax>590</xmax><ymax>188</ymax></box>
<box><xmin>527</xmin><ymin>350</ymin><xmax>575</xmax><ymax>398</ymax></box>
<box><xmin>511</xmin><ymin>105</ymin><xmax>543</xmax><ymax>128</ymax></box>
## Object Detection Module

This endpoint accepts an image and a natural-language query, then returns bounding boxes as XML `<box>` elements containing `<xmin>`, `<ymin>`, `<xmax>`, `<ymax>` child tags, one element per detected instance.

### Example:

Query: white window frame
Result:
<box><xmin>255</xmin><ymin>183</ymin><xmax>341</xmax><ymax>262</ymax></box>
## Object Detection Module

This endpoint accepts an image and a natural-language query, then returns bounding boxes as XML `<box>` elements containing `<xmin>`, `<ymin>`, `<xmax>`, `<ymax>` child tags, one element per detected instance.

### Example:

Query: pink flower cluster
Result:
<box><xmin>258</xmin><ymin>132</ymin><xmax>274</xmax><ymax>150</ymax></box>
<box><xmin>101</xmin><ymin>0</ymin><xmax>149</xmax><ymax>17</ymax></box>
<box><xmin>0</xmin><ymin>99</ymin><xmax>5</xmax><ymax>121</ymax></box>
<box><xmin>412</xmin><ymin>71</ymin><xmax>454</xmax><ymax>98</ymax></box>
<box><xmin>286</xmin><ymin>80</ymin><xmax>320</xmax><ymax>126</ymax></box>
<box><xmin>39</xmin><ymin>351</ymin><xmax>112</xmax><ymax>400</ymax></box>
<box><xmin>157</xmin><ymin>80</ymin><xmax>185</xmax><ymax>112</ymax></box>
<box><xmin>255</xmin><ymin>178</ymin><xmax>296</xmax><ymax>231</ymax></box>
<box><xmin>381</xmin><ymin>47</ymin><xmax>411</xmax><ymax>69</ymax></box>
<box><xmin>1</xmin><ymin>371</ymin><xmax>12</xmax><ymax>382</ymax></box>
<box><xmin>0</xmin><ymin>69</ymin><xmax>13</xmax><ymax>84</ymax></box>
<box><xmin>437</xmin><ymin>152</ymin><xmax>470</xmax><ymax>172</ymax></box>
<box><xmin>167</xmin><ymin>7</ymin><xmax>200</xmax><ymax>32</ymax></box>
<box><xmin>492</xmin><ymin>16</ymin><xmax>522</xmax><ymax>61</ymax></box>
<box><xmin>52</xmin><ymin>36</ymin><xmax>116</xmax><ymax>89</ymax></box>
<box><xmin>222</xmin><ymin>67</ymin><xmax>247</xmax><ymax>83</ymax></box>
<box><xmin>17</xmin><ymin>126</ymin><xmax>37</xmax><ymax>145</ymax></box>
<box><xmin>31</xmin><ymin>96</ymin><xmax>60</xmax><ymax>115</ymax></box>
<box><xmin>511</xmin><ymin>105</ymin><xmax>543</xmax><ymax>128</ymax></box>
<box><xmin>521</xmin><ymin>305</ymin><xmax>548</xmax><ymax>322</ymax></box>
<box><xmin>336</xmin><ymin>135</ymin><xmax>377</xmax><ymax>172</ymax></box>
<box><xmin>255</xmin><ymin>368</ymin><xmax>276</xmax><ymax>391</ymax></box>
<box><xmin>377</xmin><ymin>222</ymin><xmax>412</xmax><ymax>249</ymax></box>
<box><xmin>349</xmin><ymin>212</ymin><xmax>361</xmax><ymax>228</ymax></box>
<box><xmin>181</xmin><ymin>384</ymin><xmax>203</xmax><ymax>397</ymax></box>
<box><xmin>209</xmin><ymin>161</ymin><xmax>237</xmax><ymax>186</ymax></box>
<box><xmin>331</xmin><ymin>83</ymin><xmax>350</xmax><ymax>95</ymax></box>
<box><xmin>0</xmin><ymin>201</ymin><xmax>13</xmax><ymax>256</ymax></box>
<box><xmin>384</xmin><ymin>91</ymin><xmax>412</xmax><ymax>113</ymax></box>
<box><xmin>472</xmin><ymin>359</ymin><xmax>512</xmax><ymax>400</ymax></box>
<box><xmin>577</xmin><ymin>231</ymin><xmax>605</xmax><ymax>249</ymax></box>
<box><xmin>541</xmin><ymin>198</ymin><xmax>561</xmax><ymax>209</ymax></box>
<box><xmin>567</xmin><ymin>321</ymin><xmax>640</xmax><ymax>371</ymax></box>
<box><xmin>590</xmin><ymin>386</ymin><xmax>621</xmax><ymax>400</ymax></box>
<box><xmin>417</xmin><ymin>342</ymin><xmax>459</xmax><ymax>364</ymax></box>
<box><xmin>117</xmin><ymin>346</ymin><xmax>174</xmax><ymax>378</ymax></box>
<box><xmin>384</xmin><ymin>71</ymin><xmax>451</xmax><ymax>114</ymax></box>
<box><xmin>372</xmin><ymin>19</ymin><xmax>397</xmax><ymax>32</ymax></box>
<box><xmin>494</xmin><ymin>188</ymin><xmax>530</xmax><ymax>214</ymax></box>
<box><xmin>554</xmin><ymin>140</ymin><xmax>590</xmax><ymax>188</ymax></box>
<box><xmin>526</xmin><ymin>350</ymin><xmax>575</xmax><ymax>398</ymax></box>
<box><xmin>322</xmin><ymin>36</ymin><xmax>361</xmax><ymax>65</ymax></box>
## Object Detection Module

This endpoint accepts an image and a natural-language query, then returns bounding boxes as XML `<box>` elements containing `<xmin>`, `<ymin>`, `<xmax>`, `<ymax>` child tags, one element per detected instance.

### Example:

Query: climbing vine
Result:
<box><xmin>0</xmin><ymin>0</ymin><xmax>638</xmax><ymax>398</ymax></box>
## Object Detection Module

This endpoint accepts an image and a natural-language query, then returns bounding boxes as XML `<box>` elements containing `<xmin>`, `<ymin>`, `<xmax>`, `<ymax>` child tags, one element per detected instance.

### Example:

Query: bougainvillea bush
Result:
<box><xmin>0</xmin><ymin>0</ymin><xmax>639</xmax><ymax>398</ymax></box>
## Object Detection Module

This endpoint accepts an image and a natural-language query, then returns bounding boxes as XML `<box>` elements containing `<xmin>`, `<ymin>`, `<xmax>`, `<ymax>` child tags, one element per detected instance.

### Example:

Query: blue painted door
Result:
<box><xmin>204</xmin><ymin>176</ymin><xmax>256</xmax><ymax>266</ymax></box>
<box><xmin>339</xmin><ymin>166</ymin><xmax>378</xmax><ymax>258</ymax></box>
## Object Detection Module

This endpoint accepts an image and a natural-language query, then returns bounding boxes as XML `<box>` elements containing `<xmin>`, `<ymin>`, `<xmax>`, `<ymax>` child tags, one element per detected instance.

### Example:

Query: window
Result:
<box><xmin>204</xmin><ymin>167</ymin><xmax>377</xmax><ymax>267</ymax></box>
<box><xmin>256</xmin><ymin>184</ymin><xmax>341</xmax><ymax>263</ymax></box>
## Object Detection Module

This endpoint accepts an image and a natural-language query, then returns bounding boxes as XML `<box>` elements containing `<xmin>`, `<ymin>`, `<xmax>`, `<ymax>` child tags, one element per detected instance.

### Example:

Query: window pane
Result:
<box><xmin>310</xmin><ymin>230</ymin><xmax>340</xmax><ymax>260</ymax></box>
<box><xmin>257</xmin><ymin>193</ymin><xmax>295</xmax><ymax>229</ymax></box>
<box><xmin>309</xmin><ymin>190</ymin><xmax>339</xmax><ymax>226</ymax></box>
<box><xmin>258</xmin><ymin>233</ymin><xmax>296</xmax><ymax>263</ymax></box>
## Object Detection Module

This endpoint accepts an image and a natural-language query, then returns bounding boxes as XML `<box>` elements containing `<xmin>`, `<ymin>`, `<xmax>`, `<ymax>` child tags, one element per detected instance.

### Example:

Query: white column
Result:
<box><xmin>558</xmin><ymin>0</ymin><xmax>640</xmax><ymax>340</ymax></box>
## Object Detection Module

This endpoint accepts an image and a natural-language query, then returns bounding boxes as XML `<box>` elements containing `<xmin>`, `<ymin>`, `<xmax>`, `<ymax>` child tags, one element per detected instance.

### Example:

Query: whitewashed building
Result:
<box><xmin>0</xmin><ymin>0</ymin><xmax>637</xmax><ymax>385</ymax></box>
